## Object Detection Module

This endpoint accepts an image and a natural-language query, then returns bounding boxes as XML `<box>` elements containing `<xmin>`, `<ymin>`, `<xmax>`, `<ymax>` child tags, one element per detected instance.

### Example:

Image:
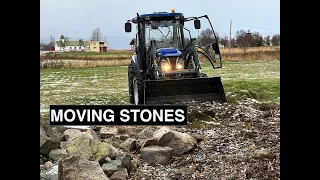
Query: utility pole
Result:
<box><xmin>105</xmin><ymin>36</ymin><xmax>106</xmax><ymax>42</ymax></box>
<box><xmin>228</xmin><ymin>20</ymin><xmax>232</xmax><ymax>58</ymax></box>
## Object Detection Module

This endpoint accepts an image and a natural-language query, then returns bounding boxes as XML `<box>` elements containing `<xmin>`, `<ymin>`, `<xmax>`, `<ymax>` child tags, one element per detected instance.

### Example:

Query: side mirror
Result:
<box><xmin>194</xmin><ymin>19</ymin><xmax>201</xmax><ymax>29</ymax></box>
<box><xmin>125</xmin><ymin>22</ymin><xmax>132</xmax><ymax>32</ymax></box>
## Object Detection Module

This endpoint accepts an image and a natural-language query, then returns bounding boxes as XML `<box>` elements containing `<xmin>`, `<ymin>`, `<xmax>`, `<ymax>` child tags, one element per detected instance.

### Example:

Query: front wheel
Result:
<box><xmin>133</xmin><ymin>76</ymin><xmax>145</xmax><ymax>105</ymax></box>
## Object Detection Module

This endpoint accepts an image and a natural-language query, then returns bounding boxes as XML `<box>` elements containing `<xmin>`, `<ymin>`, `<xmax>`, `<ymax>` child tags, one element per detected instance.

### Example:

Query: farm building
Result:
<box><xmin>55</xmin><ymin>41</ymin><xmax>89</xmax><ymax>52</ymax></box>
<box><xmin>88</xmin><ymin>41</ymin><xmax>108</xmax><ymax>52</ymax></box>
<box><xmin>55</xmin><ymin>40</ymin><xmax>108</xmax><ymax>52</ymax></box>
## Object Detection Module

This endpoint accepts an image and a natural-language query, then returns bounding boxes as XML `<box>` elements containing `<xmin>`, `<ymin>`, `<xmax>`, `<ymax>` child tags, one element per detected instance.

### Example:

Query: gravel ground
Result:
<box><xmin>130</xmin><ymin>99</ymin><xmax>280</xmax><ymax>180</ymax></box>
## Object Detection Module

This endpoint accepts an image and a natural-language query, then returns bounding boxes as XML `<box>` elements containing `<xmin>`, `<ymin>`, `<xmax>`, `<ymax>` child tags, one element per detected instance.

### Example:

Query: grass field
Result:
<box><xmin>40</xmin><ymin>60</ymin><xmax>280</xmax><ymax>120</ymax></box>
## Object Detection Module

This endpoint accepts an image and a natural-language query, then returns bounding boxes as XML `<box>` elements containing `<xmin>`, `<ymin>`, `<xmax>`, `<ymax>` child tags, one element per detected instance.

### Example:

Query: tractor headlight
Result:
<box><xmin>176</xmin><ymin>64</ymin><xmax>183</xmax><ymax>70</ymax></box>
<box><xmin>162</xmin><ymin>63</ymin><xmax>171</xmax><ymax>71</ymax></box>
<box><xmin>176</xmin><ymin>57</ymin><xmax>184</xmax><ymax>70</ymax></box>
<box><xmin>161</xmin><ymin>59</ymin><xmax>171</xmax><ymax>71</ymax></box>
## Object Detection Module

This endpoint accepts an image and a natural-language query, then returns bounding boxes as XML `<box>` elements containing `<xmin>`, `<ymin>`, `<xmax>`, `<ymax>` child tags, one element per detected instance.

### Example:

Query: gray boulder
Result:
<box><xmin>101</xmin><ymin>160</ymin><xmax>122</xmax><ymax>177</ymax></box>
<box><xmin>65</xmin><ymin>134</ymin><xmax>94</xmax><ymax>160</ymax></box>
<box><xmin>49</xmin><ymin>149</ymin><xmax>69</xmax><ymax>161</ymax></box>
<box><xmin>40</xmin><ymin>163</ymin><xmax>58</xmax><ymax>180</ymax></box>
<box><xmin>119</xmin><ymin>138</ymin><xmax>136</xmax><ymax>152</ymax></box>
<box><xmin>40</xmin><ymin>123</ymin><xmax>64</xmax><ymax>156</ymax></box>
<box><xmin>63</xmin><ymin>129</ymin><xmax>82</xmax><ymax>141</ymax></box>
<box><xmin>142</xmin><ymin>127</ymin><xmax>197</xmax><ymax>155</ymax></box>
<box><xmin>58</xmin><ymin>156</ymin><xmax>109</xmax><ymax>180</ymax></box>
<box><xmin>109</xmin><ymin>168</ymin><xmax>128</xmax><ymax>180</ymax></box>
<box><xmin>137</xmin><ymin>127</ymin><xmax>156</xmax><ymax>139</ymax></box>
<box><xmin>100</xmin><ymin>127</ymin><xmax>118</xmax><ymax>138</ymax></box>
<box><xmin>140</xmin><ymin>146</ymin><xmax>173</xmax><ymax>165</ymax></box>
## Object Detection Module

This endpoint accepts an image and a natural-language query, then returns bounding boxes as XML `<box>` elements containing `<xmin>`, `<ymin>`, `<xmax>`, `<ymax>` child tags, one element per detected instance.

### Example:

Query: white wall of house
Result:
<box><xmin>54</xmin><ymin>44</ymin><xmax>89</xmax><ymax>52</ymax></box>
<box><xmin>55</xmin><ymin>44</ymin><xmax>64</xmax><ymax>51</ymax></box>
<box><xmin>64</xmin><ymin>46</ymin><xmax>88</xmax><ymax>51</ymax></box>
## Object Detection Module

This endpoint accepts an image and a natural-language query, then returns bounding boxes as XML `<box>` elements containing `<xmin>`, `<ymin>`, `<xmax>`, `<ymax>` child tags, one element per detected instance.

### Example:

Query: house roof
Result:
<box><xmin>56</xmin><ymin>41</ymin><xmax>89</xmax><ymax>47</ymax></box>
<box><xmin>129</xmin><ymin>39</ymin><xmax>135</xmax><ymax>45</ymax></box>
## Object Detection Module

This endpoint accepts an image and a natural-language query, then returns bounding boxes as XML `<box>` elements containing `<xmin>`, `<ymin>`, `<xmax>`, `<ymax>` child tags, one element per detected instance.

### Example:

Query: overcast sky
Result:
<box><xmin>40</xmin><ymin>0</ymin><xmax>280</xmax><ymax>49</ymax></box>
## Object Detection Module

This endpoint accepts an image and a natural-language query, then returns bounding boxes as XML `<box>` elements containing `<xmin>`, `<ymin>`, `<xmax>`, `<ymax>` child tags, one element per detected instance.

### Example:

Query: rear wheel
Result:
<box><xmin>133</xmin><ymin>76</ymin><xmax>145</xmax><ymax>105</ymax></box>
<box><xmin>128</xmin><ymin>63</ymin><xmax>135</xmax><ymax>104</ymax></box>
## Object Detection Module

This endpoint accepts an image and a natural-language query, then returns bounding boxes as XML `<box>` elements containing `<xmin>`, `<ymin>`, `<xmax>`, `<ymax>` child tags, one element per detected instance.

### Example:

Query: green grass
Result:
<box><xmin>201</xmin><ymin>60</ymin><xmax>280</xmax><ymax>105</ymax></box>
<box><xmin>40</xmin><ymin>60</ymin><xmax>279</xmax><ymax>119</ymax></box>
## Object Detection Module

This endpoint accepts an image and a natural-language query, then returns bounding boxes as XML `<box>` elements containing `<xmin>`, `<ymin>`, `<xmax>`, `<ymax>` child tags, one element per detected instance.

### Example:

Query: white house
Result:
<box><xmin>55</xmin><ymin>40</ymin><xmax>89</xmax><ymax>52</ymax></box>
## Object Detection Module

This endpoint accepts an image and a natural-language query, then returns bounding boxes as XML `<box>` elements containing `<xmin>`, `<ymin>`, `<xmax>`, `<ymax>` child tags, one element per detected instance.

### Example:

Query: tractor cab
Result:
<box><xmin>124</xmin><ymin>9</ymin><xmax>227</xmax><ymax>105</ymax></box>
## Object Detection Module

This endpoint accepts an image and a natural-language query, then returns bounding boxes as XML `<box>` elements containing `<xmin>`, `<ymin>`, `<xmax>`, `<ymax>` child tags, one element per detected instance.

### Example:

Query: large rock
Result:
<box><xmin>60</xmin><ymin>141</ymin><xmax>67</xmax><ymax>149</ymax></box>
<box><xmin>65</xmin><ymin>134</ymin><xmax>94</xmax><ymax>160</ymax></box>
<box><xmin>93</xmin><ymin>142</ymin><xmax>110</xmax><ymax>161</ymax></box>
<box><xmin>120</xmin><ymin>155</ymin><xmax>134</xmax><ymax>173</ymax></box>
<box><xmin>49</xmin><ymin>149</ymin><xmax>69</xmax><ymax>161</ymax></box>
<box><xmin>140</xmin><ymin>146</ymin><xmax>173</xmax><ymax>165</ymax></box>
<box><xmin>119</xmin><ymin>138</ymin><xmax>136</xmax><ymax>152</ymax></box>
<box><xmin>63</xmin><ymin>129</ymin><xmax>82</xmax><ymax>141</ymax></box>
<box><xmin>58</xmin><ymin>156</ymin><xmax>109</xmax><ymax>180</ymax></box>
<box><xmin>109</xmin><ymin>168</ymin><xmax>128</xmax><ymax>180</ymax></box>
<box><xmin>87</xmin><ymin>129</ymin><xmax>99</xmax><ymax>141</ymax></box>
<box><xmin>40</xmin><ymin>163</ymin><xmax>58</xmax><ymax>180</ymax></box>
<box><xmin>137</xmin><ymin>127</ymin><xmax>156</xmax><ymax>139</ymax></box>
<box><xmin>40</xmin><ymin>123</ymin><xmax>64</xmax><ymax>155</ymax></box>
<box><xmin>142</xmin><ymin>127</ymin><xmax>197</xmax><ymax>155</ymax></box>
<box><xmin>100</xmin><ymin>127</ymin><xmax>118</xmax><ymax>138</ymax></box>
<box><xmin>101</xmin><ymin>160</ymin><xmax>122</xmax><ymax>177</ymax></box>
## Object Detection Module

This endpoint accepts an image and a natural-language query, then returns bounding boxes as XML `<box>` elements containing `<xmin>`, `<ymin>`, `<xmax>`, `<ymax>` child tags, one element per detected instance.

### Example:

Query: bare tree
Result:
<box><xmin>59</xmin><ymin>35</ymin><xmax>70</xmax><ymax>50</ymax></box>
<box><xmin>264</xmin><ymin>35</ymin><xmax>271</xmax><ymax>46</ymax></box>
<box><xmin>64</xmin><ymin>36</ymin><xmax>70</xmax><ymax>46</ymax></box>
<box><xmin>271</xmin><ymin>34</ymin><xmax>280</xmax><ymax>46</ymax></box>
<box><xmin>198</xmin><ymin>28</ymin><xmax>219</xmax><ymax>47</ymax></box>
<box><xmin>79</xmin><ymin>39</ymin><xmax>84</xmax><ymax>46</ymax></box>
<box><xmin>220</xmin><ymin>35</ymin><xmax>229</xmax><ymax>48</ymax></box>
<box><xmin>250</xmin><ymin>32</ymin><xmax>263</xmax><ymax>47</ymax></box>
<box><xmin>235</xmin><ymin>30</ymin><xmax>253</xmax><ymax>53</ymax></box>
<box><xmin>90</xmin><ymin>28</ymin><xmax>103</xmax><ymax>41</ymax></box>
<box><xmin>40</xmin><ymin>43</ymin><xmax>51</xmax><ymax>51</ymax></box>
<box><xmin>49</xmin><ymin>35</ymin><xmax>55</xmax><ymax>49</ymax></box>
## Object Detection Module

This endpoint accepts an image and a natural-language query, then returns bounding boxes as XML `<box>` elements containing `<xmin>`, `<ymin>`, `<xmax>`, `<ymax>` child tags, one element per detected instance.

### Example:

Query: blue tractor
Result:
<box><xmin>125</xmin><ymin>9</ymin><xmax>227</xmax><ymax>105</ymax></box>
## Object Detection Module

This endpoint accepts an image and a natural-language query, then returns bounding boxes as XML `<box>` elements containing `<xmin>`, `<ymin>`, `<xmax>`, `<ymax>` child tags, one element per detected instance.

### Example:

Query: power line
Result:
<box><xmin>232</xmin><ymin>21</ymin><xmax>280</xmax><ymax>32</ymax></box>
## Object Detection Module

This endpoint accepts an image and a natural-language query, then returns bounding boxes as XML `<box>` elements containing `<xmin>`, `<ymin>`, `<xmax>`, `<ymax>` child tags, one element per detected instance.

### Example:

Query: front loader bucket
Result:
<box><xmin>144</xmin><ymin>77</ymin><xmax>227</xmax><ymax>104</ymax></box>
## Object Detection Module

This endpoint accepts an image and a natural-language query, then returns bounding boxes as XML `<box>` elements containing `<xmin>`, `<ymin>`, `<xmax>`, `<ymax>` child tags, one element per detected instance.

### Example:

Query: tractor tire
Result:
<box><xmin>133</xmin><ymin>76</ymin><xmax>145</xmax><ymax>105</ymax></box>
<box><xmin>128</xmin><ymin>63</ymin><xmax>135</xmax><ymax>104</ymax></box>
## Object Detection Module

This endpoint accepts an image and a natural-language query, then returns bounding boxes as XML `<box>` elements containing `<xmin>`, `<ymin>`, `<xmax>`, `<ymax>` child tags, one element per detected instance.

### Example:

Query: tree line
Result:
<box><xmin>197</xmin><ymin>28</ymin><xmax>280</xmax><ymax>53</ymax></box>
<box><xmin>41</xmin><ymin>27</ymin><xmax>280</xmax><ymax>53</ymax></box>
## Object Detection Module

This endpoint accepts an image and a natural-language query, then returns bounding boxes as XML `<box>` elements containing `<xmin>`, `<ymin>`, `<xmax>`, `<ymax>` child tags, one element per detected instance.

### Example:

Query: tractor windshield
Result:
<box><xmin>145</xmin><ymin>20</ymin><xmax>183</xmax><ymax>49</ymax></box>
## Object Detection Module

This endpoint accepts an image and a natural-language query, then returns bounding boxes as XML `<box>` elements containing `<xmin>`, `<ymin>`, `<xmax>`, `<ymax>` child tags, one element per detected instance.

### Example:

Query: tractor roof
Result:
<box><xmin>131</xmin><ymin>12</ymin><xmax>184</xmax><ymax>23</ymax></box>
